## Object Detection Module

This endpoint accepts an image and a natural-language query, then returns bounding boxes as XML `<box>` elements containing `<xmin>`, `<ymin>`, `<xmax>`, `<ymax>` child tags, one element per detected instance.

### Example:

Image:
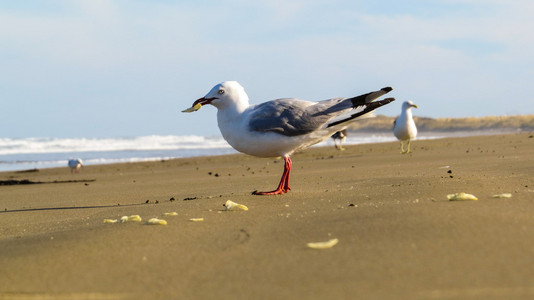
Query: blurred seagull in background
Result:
<box><xmin>331</xmin><ymin>129</ymin><xmax>348</xmax><ymax>151</ymax></box>
<box><xmin>393</xmin><ymin>101</ymin><xmax>418</xmax><ymax>154</ymax></box>
<box><xmin>183</xmin><ymin>81</ymin><xmax>395</xmax><ymax>195</ymax></box>
<box><xmin>68</xmin><ymin>158</ymin><xmax>83</xmax><ymax>173</ymax></box>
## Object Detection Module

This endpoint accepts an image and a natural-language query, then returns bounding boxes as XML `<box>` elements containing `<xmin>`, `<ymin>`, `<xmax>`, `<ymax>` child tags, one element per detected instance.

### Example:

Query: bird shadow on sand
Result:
<box><xmin>0</xmin><ymin>179</ymin><xmax>96</xmax><ymax>186</ymax></box>
<box><xmin>1</xmin><ymin>203</ymin><xmax>144</xmax><ymax>214</ymax></box>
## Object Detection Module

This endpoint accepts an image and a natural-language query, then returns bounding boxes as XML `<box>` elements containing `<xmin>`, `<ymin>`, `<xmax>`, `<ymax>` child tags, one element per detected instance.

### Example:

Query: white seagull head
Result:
<box><xmin>402</xmin><ymin>101</ymin><xmax>418</xmax><ymax>110</ymax></box>
<box><xmin>183</xmin><ymin>81</ymin><xmax>250</xmax><ymax>113</ymax></box>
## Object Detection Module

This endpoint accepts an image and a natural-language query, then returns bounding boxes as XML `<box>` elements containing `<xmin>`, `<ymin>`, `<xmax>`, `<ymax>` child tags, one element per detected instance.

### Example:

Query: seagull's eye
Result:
<box><xmin>218</xmin><ymin>90</ymin><xmax>225</xmax><ymax>95</ymax></box>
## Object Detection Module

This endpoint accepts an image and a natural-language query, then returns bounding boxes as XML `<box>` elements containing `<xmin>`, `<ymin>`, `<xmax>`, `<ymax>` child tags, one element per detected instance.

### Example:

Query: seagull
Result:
<box><xmin>331</xmin><ymin>129</ymin><xmax>347</xmax><ymax>151</ymax></box>
<box><xmin>183</xmin><ymin>81</ymin><xmax>395</xmax><ymax>195</ymax></box>
<box><xmin>68</xmin><ymin>158</ymin><xmax>83</xmax><ymax>173</ymax></box>
<box><xmin>393</xmin><ymin>101</ymin><xmax>418</xmax><ymax>154</ymax></box>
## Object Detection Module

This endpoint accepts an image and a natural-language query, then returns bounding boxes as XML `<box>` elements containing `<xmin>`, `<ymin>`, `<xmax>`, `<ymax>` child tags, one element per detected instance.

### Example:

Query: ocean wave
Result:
<box><xmin>0</xmin><ymin>135</ymin><xmax>232</xmax><ymax>155</ymax></box>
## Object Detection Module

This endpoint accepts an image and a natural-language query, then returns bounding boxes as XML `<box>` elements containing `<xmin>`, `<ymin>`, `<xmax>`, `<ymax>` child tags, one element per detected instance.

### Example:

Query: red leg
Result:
<box><xmin>253</xmin><ymin>155</ymin><xmax>292</xmax><ymax>195</ymax></box>
<box><xmin>282</xmin><ymin>156</ymin><xmax>291</xmax><ymax>191</ymax></box>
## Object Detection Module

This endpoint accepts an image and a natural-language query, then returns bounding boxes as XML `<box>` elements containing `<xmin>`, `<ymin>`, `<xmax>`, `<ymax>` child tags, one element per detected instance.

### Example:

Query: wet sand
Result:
<box><xmin>1</xmin><ymin>133</ymin><xmax>534</xmax><ymax>299</ymax></box>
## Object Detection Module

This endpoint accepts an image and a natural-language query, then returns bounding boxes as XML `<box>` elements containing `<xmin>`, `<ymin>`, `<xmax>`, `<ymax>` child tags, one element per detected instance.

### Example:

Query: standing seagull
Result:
<box><xmin>183</xmin><ymin>81</ymin><xmax>395</xmax><ymax>195</ymax></box>
<box><xmin>68</xmin><ymin>158</ymin><xmax>83</xmax><ymax>173</ymax></box>
<box><xmin>393</xmin><ymin>101</ymin><xmax>418</xmax><ymax>154</ymax></box>
<box><xmin>331</xmin><ymin>129</ymin><xmax>348</xmax><ymax>151</ymax></box>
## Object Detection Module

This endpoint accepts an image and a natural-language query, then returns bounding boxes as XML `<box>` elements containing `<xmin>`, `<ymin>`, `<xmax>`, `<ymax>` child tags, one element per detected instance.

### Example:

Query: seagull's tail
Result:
<box><xmin>327</xmin><ymin>97</ymin><xmax>395</xmax><ymax>128</ymax></box>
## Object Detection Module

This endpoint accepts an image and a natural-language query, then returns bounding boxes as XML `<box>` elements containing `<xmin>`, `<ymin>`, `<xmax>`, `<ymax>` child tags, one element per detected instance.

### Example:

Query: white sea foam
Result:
<box><xmin>0</xmin><ymin>135</ymin><xmax>237</xmax><ymax>171</ymax></box>
<box><xmin>0</xmin><ymin>135</ymin><xmax>231</xmax><ymax>155</ymax></box>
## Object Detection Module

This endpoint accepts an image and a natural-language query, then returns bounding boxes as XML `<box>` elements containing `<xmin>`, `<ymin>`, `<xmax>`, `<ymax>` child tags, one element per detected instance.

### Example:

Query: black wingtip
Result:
<box><xmin>327</xmin><ymin>97</ymin><xmax>396</xmax><ymax>128</ymax></box>
<box><xmin>349</xmin><ymin>87</ymin><xmax>394</xmax><ymax>107</ymax></box>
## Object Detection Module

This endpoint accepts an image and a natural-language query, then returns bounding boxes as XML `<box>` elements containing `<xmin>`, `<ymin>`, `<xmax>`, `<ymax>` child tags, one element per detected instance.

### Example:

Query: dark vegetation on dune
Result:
<box><xmin>348</xmin><ymin>114</ymin><xmax>534</xmax><ymax>132</ymax></box>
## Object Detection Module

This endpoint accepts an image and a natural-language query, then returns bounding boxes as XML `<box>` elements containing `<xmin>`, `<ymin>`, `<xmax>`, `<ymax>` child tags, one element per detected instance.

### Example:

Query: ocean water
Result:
<box><xmin>0</xmin><ymin>130</ymin><xmax>517</xmax><ymax>172</ymax></box>
<box><xmin>0</xmin><ymin>135</ymin><xmax>232</xmax><ymax>172</ymax></box>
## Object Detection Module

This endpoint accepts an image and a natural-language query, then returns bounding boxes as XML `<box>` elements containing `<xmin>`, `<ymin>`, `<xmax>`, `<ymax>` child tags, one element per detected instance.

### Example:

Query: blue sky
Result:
<box><xmin>1</xmin><ymin>0</ymin><xmax>533</xmax><ymax>138</ymax></box>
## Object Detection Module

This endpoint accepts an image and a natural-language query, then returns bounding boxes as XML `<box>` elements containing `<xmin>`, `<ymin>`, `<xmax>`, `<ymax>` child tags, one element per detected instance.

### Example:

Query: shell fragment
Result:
<box><xmin>307</xmin><ymin>238</ymin><xmax>339</xmax><ymax>249</ymax></box>
<box><xmin>147</xmin><ymin>218</ymin><xmax>167</xmax><ymax>225</ymax></box>
<box><xmin>182</xmin><ymin>103</ymin><xmax>202</xmax><ymax>113</ymax></box>
<box><xmin>189</xmin><ymin>218</ymin><xmax>204</xmax><ymax>222</ymax></box>
<box><xmin>447</xmin><ymin>192</ymin><xmax>478</xmax><ymax>201</ymax></box>
<box><xmin>163</xmin><ymin>212</ymin><xmax>178</xmax><ymax>216</ymax></box>
<box><xmin>492</xmin><ymin>193</ymin><xmax>512</xmax><ymax>198</ymax></box>
<box><xmin>120</xmin><ymin>215</ymin><xmax>142</xmax><ymax>222</ymax></box>
<box><xmin>104</xmin><ymin>219</ymin><xmax>118</xmax><ymax>224</ymax></box>
<box><xmin>224</xmin><ymin>200</ymin><xmax>248</xmax><ymax>211</ymax></box>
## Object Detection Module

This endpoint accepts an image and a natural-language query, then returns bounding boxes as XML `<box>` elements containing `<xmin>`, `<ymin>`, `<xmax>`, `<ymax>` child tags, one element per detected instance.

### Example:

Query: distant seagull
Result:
<box><xmin>331</xmin><ymin>129</ymin><xmax>347</xmax><ymax>151</ymax></box>
<box><xmin>393</xmin><ymin>101</ymin><xmax>418</xmax><ymax>154</ymax></box>
<box><xmin>183</xmin><ymin>81</ymin><xmax>395</xmax><ymax>195</ymax></box>
<box><xmin>68</xmin><ymin>158</ymin><xmax>83</xmax><ymax>173</ymax></box>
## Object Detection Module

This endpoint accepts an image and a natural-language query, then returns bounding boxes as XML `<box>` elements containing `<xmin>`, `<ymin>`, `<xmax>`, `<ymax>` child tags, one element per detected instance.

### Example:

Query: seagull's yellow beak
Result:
<box><xmin>412</xmin><ymin>104</ymin><xmax>418</xmax><ymax>109</ymax></box>
<box><xmin>182</xmin><ymin>102</ymin><xmax>202</xmax><ymax>113</ymax></box>
<box><xmin>182</xmin><ymin>97</ymin><xmax>217</xmax><ymax>113</ymax></box>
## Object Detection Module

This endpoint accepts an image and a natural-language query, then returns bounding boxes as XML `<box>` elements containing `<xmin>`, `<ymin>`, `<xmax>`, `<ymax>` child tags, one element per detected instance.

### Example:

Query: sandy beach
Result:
<box><xmin>1</xmin><ymin>133</ymin><xmax>534</xmax><ymax>299</ymax></box>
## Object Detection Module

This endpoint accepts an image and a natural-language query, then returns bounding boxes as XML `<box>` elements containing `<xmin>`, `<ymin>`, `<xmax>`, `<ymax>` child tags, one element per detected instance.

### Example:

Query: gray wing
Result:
<box><xmin>248</xmin><ymin>98</ymin><xmax>339</xmax><ymax>137</ymax></box>
<box><xmin>248</xmin><ymin>87</ymin><xmax>394</xmax><ymax>137</ymax></box>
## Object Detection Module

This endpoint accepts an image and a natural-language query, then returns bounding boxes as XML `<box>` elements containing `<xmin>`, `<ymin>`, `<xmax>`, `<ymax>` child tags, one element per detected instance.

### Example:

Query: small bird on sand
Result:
<box><xmin>393</xmin><ymin>101</ymin><xmax>418</xmax><ymax>154</ymax></box>
<box><xmin>331</xmin><ymin>129</ymin><xmax>347</xmax><ymax>151</ymax></box>
<box><xmin>68</xmin><ymin>158</ymin><xmax>83</xmax><ymax>173</ymax></box>
<box><xmin>183</xmin><ymin>81</ymin><xmax>395</xmax><ymax>195</ymax></box>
